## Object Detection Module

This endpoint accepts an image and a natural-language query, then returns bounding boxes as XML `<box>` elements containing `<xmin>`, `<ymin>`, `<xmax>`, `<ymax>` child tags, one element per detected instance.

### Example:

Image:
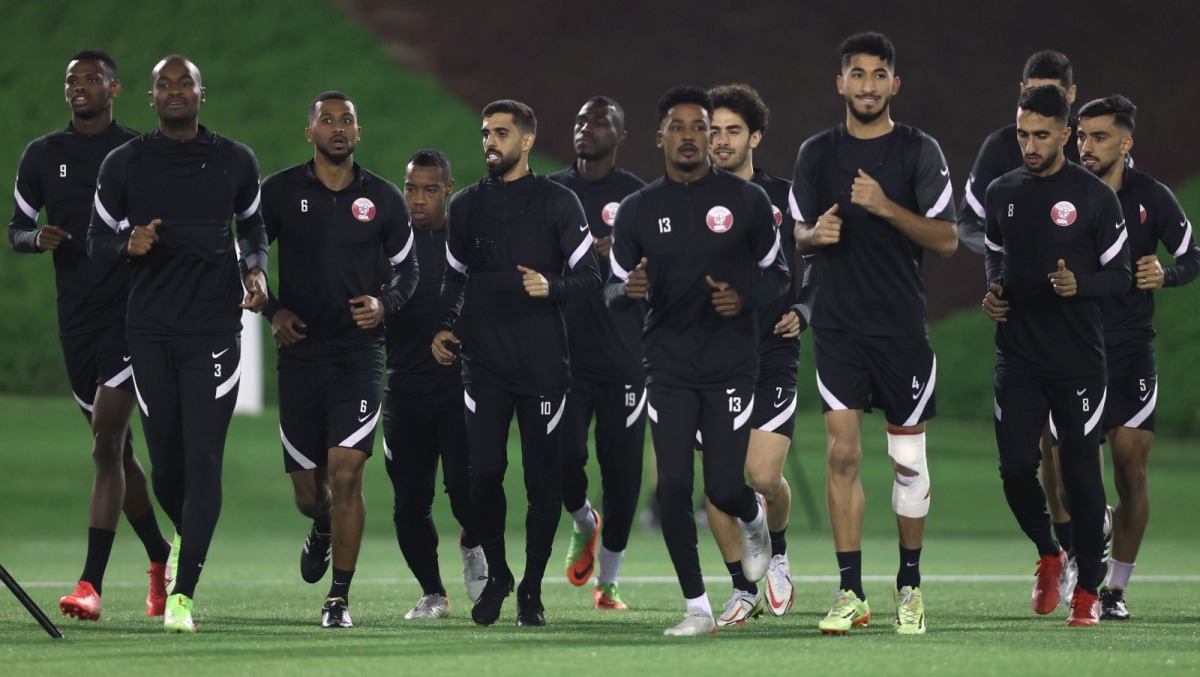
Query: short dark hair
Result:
<box><xmin>840</xmin><ymin>32</ymin><xmax>895</xmax><ymax>70</ymax></box>
<box><xmin>657</xmin><ymin>86</ymin><xmax>713</xmax><ymax>125</ymax></box>
<box><xmin>1078</xmin><ymin>94</ymin><xmax>1137</xmax><ymax>134</ymax></box>
<box><xmin>482</xmin><ymin>99</ymin><xmax>537</xmax><ymax>135</ymax></box>
<box><xmin>70</xmin><ymin>49</ymin><xmax>117</xmax><ymax>77</ymax></box>
<box><xmin>1022</xmin><ymin>50</ymin><xmax>1073</xmax><ymax>88</ymax></box>
<box><xmin>708</xmin><ymin>83</ymin><xmax>770</xmax><ymax>135</ymax></box>
<box><xmin>584</xmin><ymin>95</ymin><xmax>626</xmax><ymax>132</ymax></box>
<box><xmin>309</xmin><ymin>90</ymin><xmax>352</xmax><ymax>118</ymax></box>
<box><xmin>1018</xmin><ymin>84</ymin><xmax>1071</xmax><ymax>125</ymax></box>
<box><xmin>407</xmin><ymin>148</ymin><xmax>452</xmax><ymax>180</ymax></box>
<box><xmin>152</xmin><ymin>54</ymin><xmax>201</xmax><ymax>85</ymax></box>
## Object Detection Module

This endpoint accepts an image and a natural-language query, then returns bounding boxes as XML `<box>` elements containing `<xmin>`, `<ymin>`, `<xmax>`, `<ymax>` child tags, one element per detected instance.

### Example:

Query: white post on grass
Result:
<box><xmin>235</xmin><ymin>307</ymin><xmax>263</xmax><ymax>415</ymax></box>
<box><xmin>234</xmin><ymin>239</ymin><xmax>264</xmax><ymax>415</ymax></box>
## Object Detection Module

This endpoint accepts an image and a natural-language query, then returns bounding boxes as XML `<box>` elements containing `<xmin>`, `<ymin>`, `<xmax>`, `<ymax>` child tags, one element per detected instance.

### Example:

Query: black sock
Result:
<box><xmin>897</xmin><ymin>546</ymin><xmax>922</xmax><ymax>589</ymax></box>
<box><xmin>836</xmin><ymin>550</ymin><xmax>865</xmax><ymax>601</ymax></box>
<box><xmin>769</xmin><ymin>529</ymin><xmax>787</xmax><ymax>557</ymax></box>
<box><xmin>313</xmin><ymin>508</ymin><xmax>332</xmax><ymax>536</ymax></box>
<box><xmin>329</xmin><ymin>567</ymin><xmax>354</xmax><ymax>602</ymax></box>
<box><xmin>80</xmin><ymin>527</ymin><xmax>116</xmax><ymax>594</ymax></box>
<box><xmin>128</xmin><ymin>509</ymin><xmax>170</xmax><ymax>563</ymax></box>
<box><xmin>517</xmin><ymin>576</ymin><xmax>541</xmax><ymax>599</ymax></box>
<box><xmin>725</xmin><ymin>560</ymin><xmax>758</xmax><ymax>595</ymax></box>
<box><xmin>1053</xmin><ymin>521</ymin><xmax>1074</xmax><ymax>557</ymax></box>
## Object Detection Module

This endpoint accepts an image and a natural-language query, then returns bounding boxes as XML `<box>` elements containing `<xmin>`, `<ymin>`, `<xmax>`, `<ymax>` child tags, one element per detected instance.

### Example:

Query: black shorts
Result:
<box><xmin>60</xmin><ymin>323</ymin><xmax>134</xmax><ymax>413</ymax></box>
<box><xmin>1102</xmin><ymin>339</ymin><xmax>1156</xmax><ymax>433</ymax></box>
<box><xmin>750</xmin><ymin>382</ymin><xmax>797</xmax><ymax>438</ymax></box>
<box><xmin>278</xmin><ymin>348</ymin><xmax>384</xmax><ymax>472</ymax></box>
<box><xmin>996</xmin><ymin>367</ymin><xmax>1107</xmax><ymax>476</ymax></box>
<box><xmin>812</xmin><ymin>328</ymin><xmax>936</xmax><ymax>427</ymax></box>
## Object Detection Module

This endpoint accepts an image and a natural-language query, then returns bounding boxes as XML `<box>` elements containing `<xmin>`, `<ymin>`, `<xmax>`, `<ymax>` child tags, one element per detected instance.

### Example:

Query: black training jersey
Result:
<box><xmin>608</xmin><ymin>166</ymin><xmax>791</xmax><ymax>390</ymax></box>
<box><xmin>8</xmin><ymin>121</ymin><xmax>138</xmax><ymax>336</ymax></box>
<box><xmin>959</xmin><ymin>120</ymin><xmax>1082</xmax><ymax>256</ymax></box>
<box><xmin>790</xmin><ymin>123</ymin><xmax>955</xmax><ymax>337</ymax></box>
<box><xmin>386</xmin><ymin>224</ymin><xmax>459</xmax><ymax>396</ymax></box>
<box><xmin>438</xmin><ymin>173</ymin><xmax>602</xmax><ymax>395</ymax></box>
<box><xmin>260</xmin><ymin>161</ymin><xmax>417</xmax><ymax>362</ymax></box>
<box><xmin>549</xmin><ymin>162</ymin><xmax>646</xmax><ymax>384</ymax></box>
<box><xmin>984</xmin><ymin>162</ymin><xmax>1130</xmax><ymax>380</ymax></box>
<box><xmin>1102</xmin><ymin>167</ymin><xmax>1200</xmax><ymax>345</ymax></box>
<box><xmin>751</xmin><ymin>168</ymin><xmax>801</xmax><ymax>360</ymax></box>
<box><xmin>87</xmin><ymin>127</ymin><xmax>269</xmax><ymax>340</ymax></box>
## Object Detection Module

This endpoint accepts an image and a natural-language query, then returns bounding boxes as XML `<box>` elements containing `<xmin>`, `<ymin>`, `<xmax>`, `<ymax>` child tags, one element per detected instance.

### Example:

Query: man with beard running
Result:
<box><xmin>260</xmin><ymin>91</ymin><xmax>418</xmax><ymax>627</ymax></box>
<box><xmin>549</xmin><ymin>96</ymin><xmax>646</xmax><ymax>610</ymax></box>
<box><xmin>792</xmin><ymin>33</ymin><xmax>957</xmax><ymax>635</ymax></box>
<box><xmin>704</xmin><ymin>83</ymin><xmax>805</xmax><ymax>626</ymax></box>
<box><xmin>432</xmin><ymin>100</ymin><xmax>601</xmax><ymax>627</ymax></box>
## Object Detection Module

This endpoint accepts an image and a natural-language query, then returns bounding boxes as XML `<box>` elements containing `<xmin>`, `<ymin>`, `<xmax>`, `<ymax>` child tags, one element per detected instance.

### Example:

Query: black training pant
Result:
<box><xmin>560</xmin><ymin>376</ymin><xmax>646</xmax><ymax>553</ymax></box>
<box><xmin>995</xmin><ymin>366</ymin><xmax>1108</xmax><ymax>593</ymax></box>
<box><xmin>649</xmin><ymin>383</ymin><xmax>757</xmax><ymax>599</ymax></box>
<box><xmin>464</xmin><ymin>380</ymin><xmax>565</xmax><ymax>591</ymax></box>
<box><xmin>383</xmin><ymin>387</ymin><xmax>474</xmax><ymax>596</ymax></box>
<box><xmin>129</xmin><ymin>335</ymin><xmax>240</xmax><ymax>599</ymax></box>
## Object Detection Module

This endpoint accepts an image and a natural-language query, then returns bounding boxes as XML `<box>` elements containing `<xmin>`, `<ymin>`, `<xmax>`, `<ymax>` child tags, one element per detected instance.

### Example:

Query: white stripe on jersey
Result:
<box><xmin>215</xmin><ymin>361</ymin><xmax>242</xmax><ymax>399</ymax></box>
<box><xmin>464</xmin><ymin>391</ymin><xmax>476</xmax><ymax>413</ymax></box>
<box><xmin>732</xmin><ymin>394</ymin><xmax>756</xmax><ymax>431</ymax></box>
<box><xmin>924</xmin><ymin>180</ymin><xmax>954</xmax><ymax>219</ymax></box>
<box><xmin>757</xmin><ymin>228</ymin><xmax>781</xmax><ymax>270</ymax></box>
<box><xmin>1124</xmin><ymin>384</ymin><xmax>1157</xmax><ymax>429</ymax></box>
<box><xmin>14</xmin><ymin>185</ymin><xmax>37</xmax><ymax>220</ymax></box>
<box><xmin>788</xmin><ymin>189</ymin><xmax>807</xmax><ymax>223</ymax></box>
<box><xmin>281</xmin><ymin>425</ymin><xmax>317</xmax><ymax>470</ymax></box>
<box><xmin>625</xmin><ymin>389</ymin><xmax>647</xmax><ymax>428</ymax></box>
<box><xmin>104</xmin><ymin>365</ymin><xmax>133</xmax><ymax>389</ymax></box>
<box><xmin>903</xmin><ymin>355</ymin><xmax>937</xmax><ymax>427</ymax></box>
<box><xmin>1083</xmin><ymin>388</ymin><xmax>1108</xmax><ymax>436</ymax></box>
<box><xmin>446</xmin><ymin>242</ymin><xmax>467</xmax><ymax>274</ymax></box>
<box><xmin>73</xmin><ymin>391</ymin><xmax>95</xmax><ymax>414</ymax></box>
<box><xmin>1174</xmin><ymin>220</ymin><xmax>1194</xmax><ymax>258</ymax></box>
<box><xmin>236</xmin><ymin>189</ymin><xmax>261</xmax><ymax>221</ymax></box>
<box><xmin>546</xmin><ymin>396</ymin><xmax>567</xmax><ymax>434</ymax></box>
<box><xmin>816</xmin><ymin>371</ymin><xmax>848</xmax><ymax>411</ymax></box>
<box><xmin>984</xmin><ymin>235</ymin><xmax>1003</xmax><ymax>252</ymax></box>
<box><xmin>1100</xmin><ymin>227</ymin><xmax>1128</xmax><ymax>266</ymax></box>
<box><xmin>965</xmin><ymin>176</ymin><xmax>985</xmax><ymax>219</ymax></box>
<box><xmin>388</xmin><ymin>232</ymin><xmax>414</xmax><ymax>265</ymax></box>
<box><xmin>756</xmin><ymin>395</ymin><xmax>797</xmax><ymax>433</ymax></box>
<box><xmin>567</xmin><ymin>232</ymin><xmax>592</xmax><ymax>269</ymax></box>
<box><xmin>338</xmin><ymin>406</ymin><xmax>380</xmax><ymax>449</ymax></box>
<box><xmin>610</xmin><ymin>252</ymin><xmax>631</xmax><ymax>282</ymax></box>
<box><xmin>93</xmin><ymin>191</ymin><xmax>129</xmax><ymax>232</ymax></box>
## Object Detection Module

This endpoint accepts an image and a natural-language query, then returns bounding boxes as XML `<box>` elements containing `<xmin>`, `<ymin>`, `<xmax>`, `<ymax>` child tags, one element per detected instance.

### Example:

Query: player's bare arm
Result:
<box><xmin>852</xmin><ymin>169</ymin><xmax>957</xmax><ymax>257</ymax></box>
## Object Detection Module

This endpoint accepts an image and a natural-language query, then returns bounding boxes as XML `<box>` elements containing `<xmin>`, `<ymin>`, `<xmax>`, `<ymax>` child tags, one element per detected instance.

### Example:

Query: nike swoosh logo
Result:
<box><xmin>726</xmin><ymin>388</ymin><xmax>736</xmax><ymax>394</ymax></box>
<box><xmin>579</xmin><ymin>223</ymin><xmax>589</xmax><ymax>232</ymax></box>
<box><xmin>1116</xmin><ymin>220</ymin><xmax>1125</xmax><ymax>230</ymax></box>
<box><xmin>1076</xmin><ymin>389</ymin><xmax>1087</xmax><ymax>396</ymax></box>
<box><xmin>774</xmin><ymin>397</ymin><xmax>791</xmax><ymax>408</ymax></box>
<box><xmin>212</xmin><ymin>348</ymin><xmax>229</xmax><ymax>358</ymax></box>
<box><xmin>839</xmin><ymin>567</ymin><xmax>851</xmax><ymax>573</ymax></box>
<box><xmin>1139</xmin><ymin>390</ymin><xmax>1152</xmax><ymax>402</ymax></box>
<box><xmin>906</xmin><ymin>562</ymin><xmax>919</xmax><ymax>567</ymax></box>
<box><xmin>357</xmin><ymin>412</ymin><xmax>372</xmax><ymax>423</ymax></box>
<box><xmin>939</xmin><ymin>167</ymin><xmax>949</xmax><ymax>177</ymax></box>
<box><xmin>123</xmin><ymin>355</ymin><xmax>131</xmax><ymax>362</ymax></box>
<box><xmin>911</xmin><ymin>382</ymin><xmax>928</xmax><ymax>401</ymax></box>
<box><xmin>572</xmin><ymin>562</ymin><xmax>593</xmax><ymax>581</ymax></box>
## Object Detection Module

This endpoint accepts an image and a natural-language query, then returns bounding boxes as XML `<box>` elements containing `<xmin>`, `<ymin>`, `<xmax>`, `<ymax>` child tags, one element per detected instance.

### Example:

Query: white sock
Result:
<box><xmin>740</xmin><ymin>500</ymin><xmax>765</xmax><ymax>530</ymax></box>
<box><xmin>571</xmin><ymin>501</ymin><xmax>597</xmax><ymax>532</ymax></box>
<box><xmin>685</xmin><ymin>593</ymin><xmax>712</xmax><ymax>618</ymax></box>
<box><xmin>597</xmin><ymin>546</ymin><xmax>624</xmax><ymax>584</ymax></box>
<box><xmin>1107</xmin><ymin>560</ymin><xmax>1135</xmax><ymax>590</ymax></box>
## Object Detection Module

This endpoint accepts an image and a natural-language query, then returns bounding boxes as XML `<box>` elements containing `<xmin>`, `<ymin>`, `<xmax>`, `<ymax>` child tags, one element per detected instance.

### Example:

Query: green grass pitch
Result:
<box><xmin>1</xmin><ymin>394</ymin><xmax>1198</xmax><ymax>674</ymax></box>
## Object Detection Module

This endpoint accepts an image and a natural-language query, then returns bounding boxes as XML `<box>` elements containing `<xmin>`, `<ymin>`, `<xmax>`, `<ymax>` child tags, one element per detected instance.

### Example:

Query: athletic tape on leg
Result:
<box><xmin>887</xmin><ymin>431</ymin><xmax>930</xmax><ymax>518</ymax></box>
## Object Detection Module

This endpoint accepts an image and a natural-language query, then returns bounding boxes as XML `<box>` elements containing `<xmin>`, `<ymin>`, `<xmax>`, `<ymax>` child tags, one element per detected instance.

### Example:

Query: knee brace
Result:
<box><xmin>888</xmin><ymin>430</ymin><xmax>930</xmax><ymax>518</ymax></box>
